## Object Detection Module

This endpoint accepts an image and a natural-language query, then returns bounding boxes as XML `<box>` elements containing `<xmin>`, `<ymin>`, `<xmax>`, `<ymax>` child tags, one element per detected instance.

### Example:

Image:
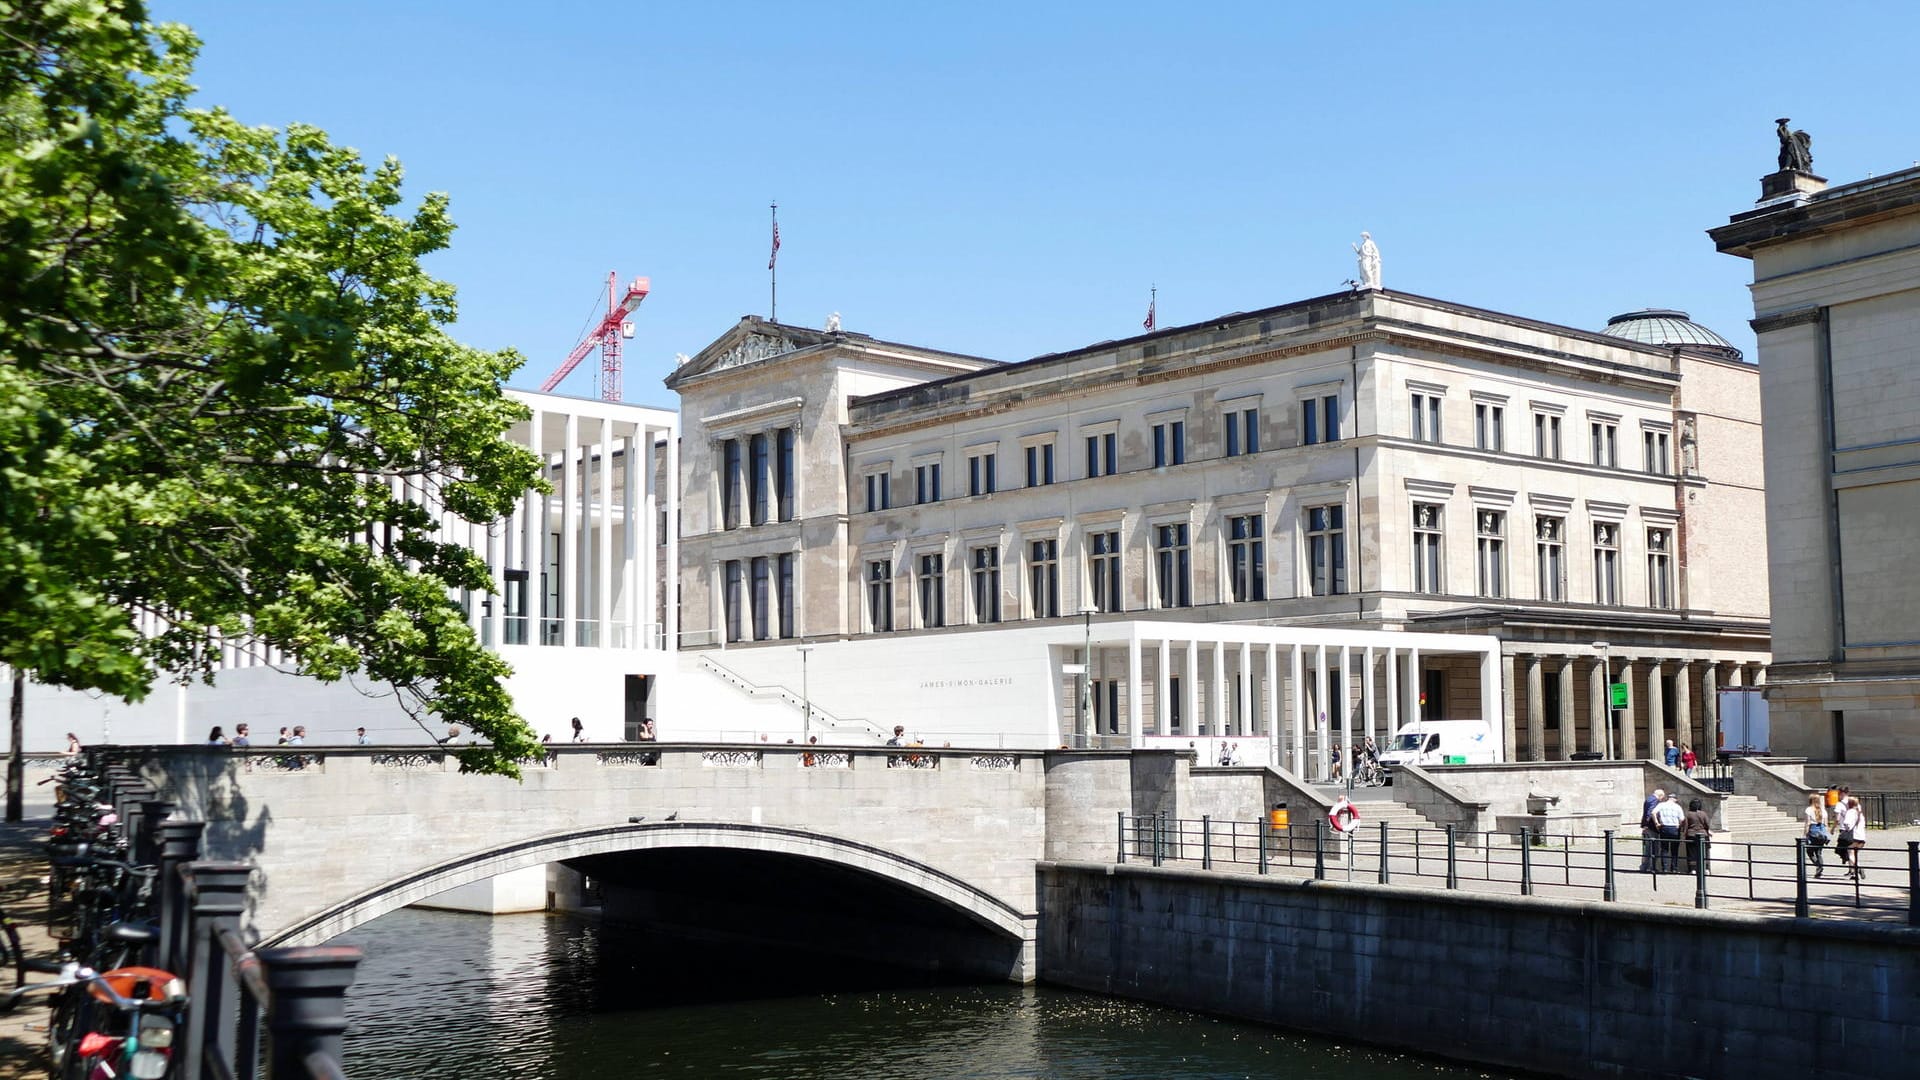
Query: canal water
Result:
<box><xmin>339</xmin><ymin>908</ymin><xmax>1514</xmax><ymax>1079</ymax></box>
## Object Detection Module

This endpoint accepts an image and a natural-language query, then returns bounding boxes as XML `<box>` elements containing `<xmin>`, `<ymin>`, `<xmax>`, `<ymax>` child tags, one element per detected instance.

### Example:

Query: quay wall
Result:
<box><xmin>1038</xmin><ymin>861</ymin><xmax>1920</xmax><ymax>1080</ymax></box>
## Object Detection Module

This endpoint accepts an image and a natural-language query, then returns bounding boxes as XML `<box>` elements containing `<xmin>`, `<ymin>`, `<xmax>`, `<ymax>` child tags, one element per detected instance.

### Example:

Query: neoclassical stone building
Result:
<box><xmin>668</xmin><ymin>288</ymin><xmax>1770</xmax><ymax>763</ymax></box>
<box><xmin>1713</xmin><ymin>161</ymin><xmax>1920</xmax><ymax>761</ymax></box>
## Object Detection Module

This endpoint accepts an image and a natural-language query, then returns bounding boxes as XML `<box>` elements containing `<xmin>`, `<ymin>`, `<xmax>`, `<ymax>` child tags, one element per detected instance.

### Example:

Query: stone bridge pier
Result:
<box><xmin>125</xmin><ymin>744</ymin><xmax>1171</xmax><ymax>983</ymax></box>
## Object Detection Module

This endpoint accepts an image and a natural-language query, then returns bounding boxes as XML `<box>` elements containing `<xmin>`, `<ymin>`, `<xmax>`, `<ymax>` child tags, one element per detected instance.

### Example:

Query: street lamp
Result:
<box><xmin>796</xmin><ymin>642</ymin><xmax>815</xmax><ymax>741</ymax></box>
<box><xmin>1592</xmin><ymin>641</ymin><xmax>1612</xmax><ymax>759</ymax></box>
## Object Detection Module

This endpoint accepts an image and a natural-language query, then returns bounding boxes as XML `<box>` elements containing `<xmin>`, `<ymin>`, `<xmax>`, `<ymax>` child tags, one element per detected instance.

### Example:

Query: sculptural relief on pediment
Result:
<box><xmin>710</xmin><ymin>334</ymin><xmax>799</xmax><ymax>372</ymax></box>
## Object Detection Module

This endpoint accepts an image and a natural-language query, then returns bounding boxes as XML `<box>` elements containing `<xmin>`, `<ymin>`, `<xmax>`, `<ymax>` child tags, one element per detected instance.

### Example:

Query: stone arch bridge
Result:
<box><xmin>123</xmin><ymin>744</ymin><xmax>1206</xmax><ymax>982</ymax></box>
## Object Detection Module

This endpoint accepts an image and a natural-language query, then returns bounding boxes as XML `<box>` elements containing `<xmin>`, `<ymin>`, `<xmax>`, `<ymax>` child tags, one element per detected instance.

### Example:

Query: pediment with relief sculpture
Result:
<box><xmin>665</xmin><ymin>320</ymin><xmax>829</xmax><ymax>389</ymax></box>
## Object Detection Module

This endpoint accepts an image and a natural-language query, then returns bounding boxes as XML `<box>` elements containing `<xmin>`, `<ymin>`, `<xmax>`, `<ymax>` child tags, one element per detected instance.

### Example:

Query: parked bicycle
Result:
<box><xmin>5</xmin><ymin>963</ymin><xmax>189</xmax><ymax>1079</ymax></box>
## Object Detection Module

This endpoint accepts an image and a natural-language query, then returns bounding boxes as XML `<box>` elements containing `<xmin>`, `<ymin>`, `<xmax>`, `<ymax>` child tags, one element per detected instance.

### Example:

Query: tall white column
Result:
<box><xmin>664</xmin><ymin>431</ymin><xmax>679</xmax><ymax>651</ymax></box>
<box><xmin>1491</xmin><ymin>649</ymin><xmax>1510</xmax><ymax>761</ymax></box>
<box><xmin>561</xmin><ymin>412</ymin><xmax>579</xmax><ymax>647</ymax></box>
<box><xmin>620</xmin><ymin>432</ymin><xmax>638</xmax><ymax>648</ymax></box>
<box><xmin>597</xmin><ymin>417</ymin><xmax>614</xmax><ymax>649</ymax></box>
<box><xmin>524</xmin><ymin>409</ymin><xmax>544</xmax><ymax>646</ymax></box>
<box><xmin>637</xmin><ymin>429</ymin><xmax>653</xmax><ymax>646</ymax></box>
<box><xmin>1363</xmin><ymin>646</ymin><xmax>1376</xmax><ymax>751</ymax></box>
<box><xmin>1184</xmin><ymin>641</ymin><xmax>1199</xmax><ymax>738</ymax></box>
<box><xmin>1314</xmin><ymin>644</ymin><xmax>1329</xmax><ymax>781</ymax></box>
<box><xmin>1127</xmin><ymin>632</ymin><xmax>1143</xmax><ymax>745</ymax></box>
<box><xmin>1265</xmin><ymin>645</ymin><xmax>1280</xmax><ymax>766</ymax></box>
<box><xmin>1211</xmin><ymin>640</ymin><xmax>1227</xmax><ymax>736</ymax></box>
<box><xmin>1385</xmin><ymin>646</ymin><xmax>1399</xmax><ymax>736</ymax></box>
<box><xmin>1290</xmin><ymin>644</ymin><xmax>1306</xmax><ymax>774</ymax></box>
<box><xmin>1647</xmin><ymin>660</ymin><xmax>1665</xmax><ymax>765</ymax></box>
<box><xmin>1407</xmin><ymin>647</ymin><xmax>1422</xmax><ymax>723</ymax></box>
<box><xmin>1338</xmin><ymin>645</ymin><xmax>1352</xmax><ymax>758</ymax></box>
<box><xmin>1157</xmin><ymin>637</ymin><xmax>1171</xmax><ymax>735</ymax></box>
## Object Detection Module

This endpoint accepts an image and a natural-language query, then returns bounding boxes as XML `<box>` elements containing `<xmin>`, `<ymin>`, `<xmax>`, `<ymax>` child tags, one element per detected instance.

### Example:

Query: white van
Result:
<box><xmin>1376</xmin><ymin>719</ymin><xmax>1497</xmax><ymax>775</ymax></box>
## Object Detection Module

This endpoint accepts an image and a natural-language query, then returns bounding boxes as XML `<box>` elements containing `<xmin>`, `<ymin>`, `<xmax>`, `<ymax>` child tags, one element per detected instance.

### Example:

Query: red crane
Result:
<box><xmin>540</xmin><ymin>271</ymin><xmax>650</xmax><ymax>401</ymax></box>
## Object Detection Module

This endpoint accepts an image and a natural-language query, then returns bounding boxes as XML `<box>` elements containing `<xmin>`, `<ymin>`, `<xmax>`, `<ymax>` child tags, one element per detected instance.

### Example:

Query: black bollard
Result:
<box><xmin>182</xmin><ymin>863</ymin><xmax>254</xmax><ymax>1079</ymax></box>
<box><xmin>260</xmin><ymin>946</ymin><xmax>363</xmax><ymax>1079</ymax></box>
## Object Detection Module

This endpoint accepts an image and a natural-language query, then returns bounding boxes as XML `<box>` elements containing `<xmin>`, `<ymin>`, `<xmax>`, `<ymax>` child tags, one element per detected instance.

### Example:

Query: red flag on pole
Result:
<box><xmin>769</xmin><ymin>220</ymin><xmax>781</xmax><ymax>270</ymax></box>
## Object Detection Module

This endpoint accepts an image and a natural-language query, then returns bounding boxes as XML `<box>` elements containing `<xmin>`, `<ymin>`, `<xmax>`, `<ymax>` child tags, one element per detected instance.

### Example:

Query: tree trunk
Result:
<box><xmin>6</xmin><ymin>669</ymin><xmax>23</xmax><ymax>823</ymax></box>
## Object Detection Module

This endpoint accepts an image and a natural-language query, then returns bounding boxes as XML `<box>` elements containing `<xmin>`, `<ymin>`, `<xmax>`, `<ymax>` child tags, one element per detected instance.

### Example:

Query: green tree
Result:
<box><xmin>0</xmin><ymin>1</ymin><xmax>547</xmax><ymax>781</ymax></box>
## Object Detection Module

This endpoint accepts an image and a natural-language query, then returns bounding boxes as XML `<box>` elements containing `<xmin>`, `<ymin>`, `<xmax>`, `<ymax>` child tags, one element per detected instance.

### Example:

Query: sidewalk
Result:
<box><xmin>0</xmin><ymin>819</ymin><xmax>56</xmax><ymax>1080</ymax></box>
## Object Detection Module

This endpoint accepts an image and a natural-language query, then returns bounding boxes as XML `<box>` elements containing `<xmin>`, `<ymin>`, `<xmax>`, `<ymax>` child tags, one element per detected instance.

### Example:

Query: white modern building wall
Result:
<box><xmin>10</xmin><ymin>391</ymin><xmax>680</xmax><ymax>748</ymax></box>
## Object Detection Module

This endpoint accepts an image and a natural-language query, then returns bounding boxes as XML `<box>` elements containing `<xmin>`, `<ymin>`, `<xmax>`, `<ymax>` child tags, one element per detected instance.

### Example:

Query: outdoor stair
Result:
<box><xmin>1716</xmin><ymin>793</ymin><xmax>1804</xmax><ymax>839</ymax></box>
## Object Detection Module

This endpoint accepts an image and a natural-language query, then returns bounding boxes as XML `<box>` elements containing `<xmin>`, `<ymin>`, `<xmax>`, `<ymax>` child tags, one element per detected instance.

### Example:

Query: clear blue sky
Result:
<box><xmin>163</xmin><ymin>1</ymin><xmax>1920</xmax><ymax>407</ymax></box>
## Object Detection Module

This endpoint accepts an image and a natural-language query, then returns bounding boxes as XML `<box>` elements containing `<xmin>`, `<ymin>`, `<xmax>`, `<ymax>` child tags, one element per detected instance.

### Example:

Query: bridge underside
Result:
<box><xmin>570</xmin><ymin>848</ymin><xmax>1027</xmax><ymax>982</ymax></box>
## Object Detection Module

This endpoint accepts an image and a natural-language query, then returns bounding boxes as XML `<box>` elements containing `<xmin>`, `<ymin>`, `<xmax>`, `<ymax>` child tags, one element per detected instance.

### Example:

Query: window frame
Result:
<box><xmin>865</xmin><ymin>558</ymin><xmax>894</xmax><ymax>632</ymax></box>
<box><xmin>1304</xmin><ymin>503</ymin><xmax>1348</xmax><ymax>597</ymax></box>
<box><xmin>1152</xmin><ymin>521</ymin><xmax>1192</xmax><ymax>609</ymax></box>
<box><xmin>1475</xmin><ymin>509</ymin><xmax>1506</xmax><ymax>599</ymax></box>
<box><xmin>1226</xmin><ymin>513</ymin><xmax>1266</xmax><ymax>603</ymax></box>
<box><xmin>1411</xmin><ymin>502</ymin><xmax>1444</xmax><ymax>594</ymax></box>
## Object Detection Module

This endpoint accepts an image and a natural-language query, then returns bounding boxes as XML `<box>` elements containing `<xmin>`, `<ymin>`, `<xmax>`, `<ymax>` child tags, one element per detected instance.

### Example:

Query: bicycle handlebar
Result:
<box><xmin>1</xmin><ymin>967</ymin><xmax>187</xmax><ymax>1015</ymax></box>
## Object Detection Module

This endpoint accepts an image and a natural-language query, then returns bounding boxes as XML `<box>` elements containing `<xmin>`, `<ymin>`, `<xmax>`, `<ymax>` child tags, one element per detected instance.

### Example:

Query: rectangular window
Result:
<box><xmin>1089</xmin><ymin>530</ymin><xmax>1122</xmax><ymax>613</ymax></box>
<box><xmin>1168</xmin><ymin>675</ymin><xmax>1183</xmax><ymax>734</ymax></box>
<box><xmin>1475</xmin><ymin>510</ymin><xmax>1506</xmax><ymax>598</ymax></box>
<box><xmin>1227</xmin><ymin>514</ymin><xmax>1266</xmax><ymax>602</ymax></box>
<box><xmin>1590</xmin><ymin>420</ymin><xmax>1618</xmax><ymax>467</ymax></box>
<box><xmin>1224</xmin><ymin>406</ymin><xmax>1260</xmax><ymax>457</ymax></box>
<box><xmin>864</xmin><ymin>471</ymin><xmax>890</xmax><ymax>513</ymax></box>
<box><xmin>1151</xmin><ymin>420</ymin><xmax>1186</xmax><ymax>467</ymax></box>
<box><xmin>1153</xmin><ymin>522</ymin><xmax>1191</xmax><ymax>608</ymax></box>
<box><xmin>1085</xmin><ymin>432</ymin><xmax>1117</xmax><ymax>478</ymax></box>
<box><xmin>721</xmin><ymin>439</ymin><xmax>743</xmax><ymax>529</ymax></box>
<box><xmin>1303</xmin><ymin>394</ymin><xmax>1340</xmax><ymax>445</ymax></box>
<box><xmin>1643</xmin><ymin>429</ymin><xmax>1671</xmax><ymax>474</ymax></box>
<box><xmin>970</xmin><ymin>546</ymin><xmax>1001</xmax><ymax>623</ymax></box>
<box><xmin>1028</xmin><ymin>538</ymin><xmax>1059</xmax><ymax>618</ymax></box>
<box><xmin>1101</xmin><ymin>679</ymin><xmax>1122</xmax><ymax>736</ymax></box>
<box><xmin>866</xmin><ymin>559</ymin><xmax>893</xmax><ymax>632</ymax></box>
<box><xmin>1412</xmin><ymin>502</ymin><xmax>1443</xmax><ymax>594</ymax></box>
<box><xmin>774</xmin><ymin>428</ymin><xmax>796</xmax><ymax>521</ymax></box>
<box><xmin>917</xmin><ymin>552</ymin><xmax>946</xmax><ymax>628</ymax></box>
<box><xmin>750</xmin><ymin>556</ymin><xmax>771</xmax><ymax>640</ymax></box>
<box><xmin>723</xmin><ymin>559</ymin><xmax>745</xmax><ymax>642</ymax></box>
<box><xmin>1593</xmin><ymin>523</ymin><xmax>1620</xmax><ymax>605</ymax></box>
<box><xmin>1475</xmin><ymin>402</ymin><xmax>1504</xmax><ymax>452</ymax></box>
<box><xmin>1533</xmin><ymin>412</ymin><xmax>1563</xmax><ymax>460</ymax></box>
<box><xmin>1647</xmin><ymin>528</ymin><xmax>1673</xmax><ymax>609</ymax></box>
<box><xmin>1024</xmin><ymin>442</ymin><xmax>1055</xmax><ymax>487</ymax></box>
<box><xmin>1535</xmin><ymin>516</ymin><xmax>1565</xmax><ymax>601</ymax></box>
<box><xmin>1411</xmin><ymin>391</ymin><xmax>1442</xmax><ymax>443</ymax></box>
<box><xmin>914</xmin><ymin>461</ymin><xmax>941</xmax><ymax>505</ymax></box>
<box><xmin>968</xmin><ymin>452</ymin><xmax>997</xmax><ymax>497</ymax></box>
<box><xmin>748</xmin><ymin>433</ymin><xmax>770</xmax><ymax>526</ymax></box>
<box><xmin>1306</xmin><ymin>505</ymin><xmax>1347</xmax><ymax>596</ymax></box>
<box><xmin>776</xmin><ymin>553</ymin><xmax>794</xmax><ymax>638</ymax></box>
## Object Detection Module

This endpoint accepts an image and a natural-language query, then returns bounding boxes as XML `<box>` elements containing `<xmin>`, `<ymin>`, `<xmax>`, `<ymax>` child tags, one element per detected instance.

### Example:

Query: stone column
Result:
<box><xmin>1525</xmin><ymin>655</ymin><xmax>1545</xmax><ymax>762</ymax></box>
<box><xmin>1702</xmin><ymin>662</ymin><xmax>1719</xmax><ymax>760</ymax></box>
<box><xmin>1557</xmin><ymin>657</ymin><xmax>1576</xmax><ymax>760</ymax></box>
<box><xmin>1618</xmin><ymin>657</ymin><xmax>1636</xmax><ymax>760</ymax></box>
<box><xmin>1501</xmin><ymin>653</ymin><xmax>1518</xmax><ymax>763</ymax></box>
<box><xmin>1589</xmin><ymin>657</ymin><xmax>1608</xmax><ymax>756</ymax></box>
<box><xmin>1673</xmin><ymin>660</ymin><xmax>1692</xmax><ymax>752</ymax></box>
<box><xmin>1646</xmin><ymin>660</ymin><xmax>1665</xmax><ymax>765</ymax></box>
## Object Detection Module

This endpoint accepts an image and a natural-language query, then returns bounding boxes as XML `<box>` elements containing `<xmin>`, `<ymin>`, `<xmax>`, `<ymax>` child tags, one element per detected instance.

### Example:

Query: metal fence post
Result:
<box><xmin>1444</xmin><ymin>825</ymin><xmax>1458</xmax><ymax>889</ymax></box>
<box><xmin>1692</xmin><ymin>836</ymin><xmax>1709</xmax><ymax>909</ymax></box>
<box><xmin>1201</xmin><ymin>815</ymin><xmax>1213</xmax><ymax>870</ymax></box>
<box><xmin>157</xmin><ymin>820</ymin><xmax>204</xmax><ymax>973</ymax></box>
<box><xmin>260</xmin><ymin>946</ymin><xmax>362</xmax><ymax>1080</ymax></box>
<box><xmin>182</xmin><ymin>863</ymin><xmax>254</xmax><ymax>1080</ymax></box>
<box><xmin>135</xmin><ymin>798</ymin><xmax>175</xmax><ymax>868</ymax></box>
<box><xmin>1116</xmin><ymin>811</ymin><xmax>1127</xmax><ymax>863</ymax></box>
<box><xmin>1258</xmin><ymin>820</ymin><xmax>1270</xmax><ymax>875</ymax></box>
<box><xmin>1379</xmin><ymin>821</ymin><xmax>1390</xmax><ymax>884</ymax></box>
<box><xmin>1519</xmin><ymin>827</ymin><xmax>1533</xmax><ymax>895</ymax></box>
<box><xmin>1152</xmin><ymin>813</ymin><xmax>1164</xmax><ymax>867</ymax></box>
<box><xmin>1603</xmin><ymin>830</ymin><xmax>1616</xmax><ymax>902</ymax></box>
<box><xmin>1909</xmin><ymin>842</ymin><xmax>1919</xmax><ymax>927</ymax></box>
<box><xmin>1313</xmin><ymin>820</ymin><xmax>1326</xmax><ymax>880</ymax></box>
<box><xmin>1795</xmin><ymin>838</ymin><xmax>1810</xmax><ymax>919</ymax></box>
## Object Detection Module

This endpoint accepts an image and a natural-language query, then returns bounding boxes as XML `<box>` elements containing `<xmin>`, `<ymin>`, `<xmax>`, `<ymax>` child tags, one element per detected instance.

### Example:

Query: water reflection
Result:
<box><xmin>338</xmin><ymin>908</ymin><xmax>1513</xmax><ymax>1079</ymax></box>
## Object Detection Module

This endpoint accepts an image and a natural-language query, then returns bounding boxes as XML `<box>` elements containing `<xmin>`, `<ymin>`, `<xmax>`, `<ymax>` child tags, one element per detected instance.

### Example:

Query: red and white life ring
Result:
<box><xmin>1328</xmin><ymin>799</ymin><xmax>1361</xmax><ymax>834</ymax></box>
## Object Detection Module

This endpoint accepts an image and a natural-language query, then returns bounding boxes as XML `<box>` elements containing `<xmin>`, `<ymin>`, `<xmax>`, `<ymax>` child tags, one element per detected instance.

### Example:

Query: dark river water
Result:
<box><xmin>337</xmin><ymin>908</ymin><xmax>1513</xmax><ymax>1079</ymax></box>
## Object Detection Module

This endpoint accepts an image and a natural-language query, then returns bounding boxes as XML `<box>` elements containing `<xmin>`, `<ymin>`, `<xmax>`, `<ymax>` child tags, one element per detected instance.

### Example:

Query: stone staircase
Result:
<box><xmin>1717</xmin><ymin>793</ymin><xmax>1805</xmax><ymax>839</ymax></box>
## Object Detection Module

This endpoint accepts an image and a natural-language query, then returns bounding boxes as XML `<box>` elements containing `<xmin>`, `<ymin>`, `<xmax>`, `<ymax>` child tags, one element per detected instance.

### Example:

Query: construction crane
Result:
<box><xmin>540</xmin><ymin>271</ymin><xmax>650</xmax><ymax>401</ymax></box>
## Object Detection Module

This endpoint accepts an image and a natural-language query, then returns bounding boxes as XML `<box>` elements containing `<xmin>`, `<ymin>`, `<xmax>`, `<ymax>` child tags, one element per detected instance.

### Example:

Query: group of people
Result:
<box><xmin>1805</xmin><ymin>786</ymin><xmax>1868</xmax><ymax>880</ymax></box>
<box><xmin>1638</xmin><ymin>787</ymin><xmax>1713</xmax><ymax>873</ymax></box>
<box><xmin>1662</xmin><ymin>739</ymin><xmax>1701</xmax><ymax>776</ymax></box>
<box><xmin>1328</xmin><ymin>738</ymin><xmax>1379</xmax><ymax>783</ymax></box>
<box><xmin>205</xmin><ymin>724</ymin><xmax>334</xmax><ymax>746</ymax></box>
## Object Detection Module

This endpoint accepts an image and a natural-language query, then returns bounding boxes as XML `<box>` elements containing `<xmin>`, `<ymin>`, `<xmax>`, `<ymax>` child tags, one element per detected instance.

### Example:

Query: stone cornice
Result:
<box><xmin>1749</xmin><ymin>307</ymin><xmax>1824</xmax><ymax>335</ymax></box>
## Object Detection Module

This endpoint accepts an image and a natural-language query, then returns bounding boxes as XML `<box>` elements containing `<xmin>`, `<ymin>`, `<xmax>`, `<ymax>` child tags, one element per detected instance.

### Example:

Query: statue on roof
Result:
<box><xmin>1353</xmin><ymin>231</ymin><xmax>1381</xmax><ymax>290</ymax></box>
<box><xmin>825</xmin><ymin>311</ymin><xmax>842</xmax><ymax>333</ymax></box>
<box><xmin>1775</xmin><ymin>118</ymin><xmax>1813</xmax><ymax>173</ymax></box>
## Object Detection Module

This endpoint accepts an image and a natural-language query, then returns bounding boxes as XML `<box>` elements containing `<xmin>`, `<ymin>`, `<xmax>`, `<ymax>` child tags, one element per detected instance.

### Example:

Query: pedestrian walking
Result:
<box><xmin>1652</xmin><ymin>793</ymin><xmax>1686</xmax><ymax>873</ymax></box>
<box><xmin>1639</xmin><ymin>787</ymin><xmax>1665</xmax><ymax>871</ymax></box>
<box><xmin>206</xmin><ymin>726</ymin><xmax>229</xmax><ymax>746</ymax></box>
<box><xmin>1837</xmin><ymin>796</ymin><xmax>1867</xmax><ymax>880</ymax></box>
<box><xmin>1803</xmin><ymin>793</ymin><xmax>1831</xmax><ymax>878</ymax></box>
<box><xmin>1664</xmin><ymin>739</ymin><xmax>1680</xmax><ymax>768</ymax></box>
<box><xmin>232</xmin><ymin>723</ymin><xmax>252</xmax><ymax>747</ymax></box>
<box><xmin>570</xmin><ymin>716</ymin><xmax>586</xmax><ymax>742</ymax></box>
<box><xmin>1682</xmin><ymin>797</ymin><xmax>1713</xmax><ymax>873</ymax></box>
<box><xmin>1679</xmin><ymin>744</ymin><xmax>1697</xmax><ymax>776</ymax></box>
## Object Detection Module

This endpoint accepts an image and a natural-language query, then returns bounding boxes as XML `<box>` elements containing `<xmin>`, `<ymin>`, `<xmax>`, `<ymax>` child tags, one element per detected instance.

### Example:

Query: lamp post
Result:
<box><xmin>796</xmin><ymin>643</ymin><xmax>815</xmax><ymax>741</ymax></box>
<box><xmin>1593</xmin><ymin>640</ymin><xmax>1612</xmax><ymax>759</ymax></box>
<box><xmin>1079</xmin><ymin>604</ymin><xmax>1099</xmax><ymax>748</ymax></box>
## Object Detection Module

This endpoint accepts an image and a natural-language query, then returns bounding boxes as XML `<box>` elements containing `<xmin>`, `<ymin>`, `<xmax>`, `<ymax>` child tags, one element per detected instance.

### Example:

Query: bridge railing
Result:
<box><xmin>103</xmin><ymin>761</ymin><xmax>366</xmax><ymax>1080</ymax></box>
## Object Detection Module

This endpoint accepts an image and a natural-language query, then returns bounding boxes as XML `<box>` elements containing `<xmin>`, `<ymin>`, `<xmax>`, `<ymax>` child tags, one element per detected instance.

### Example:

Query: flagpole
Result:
<box><xmin>769</xmin><ymin>200</ymin><xmax>778</xmax><ymax>323</ymax></box>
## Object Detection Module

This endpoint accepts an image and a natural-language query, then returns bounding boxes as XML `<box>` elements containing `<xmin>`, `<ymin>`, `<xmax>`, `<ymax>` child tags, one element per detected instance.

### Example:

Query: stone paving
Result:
<box><xmin>0</xmin><ymin>817</ymin><xmax>59</xmax><ymax>1080</ymax></box>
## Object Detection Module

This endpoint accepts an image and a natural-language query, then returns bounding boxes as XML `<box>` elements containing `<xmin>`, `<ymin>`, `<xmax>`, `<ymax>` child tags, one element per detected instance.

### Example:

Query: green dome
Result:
<box><xmin>1601</xmin><ymin>309</ymin><xmax>1742</xmax><ymax>360</ymax></box>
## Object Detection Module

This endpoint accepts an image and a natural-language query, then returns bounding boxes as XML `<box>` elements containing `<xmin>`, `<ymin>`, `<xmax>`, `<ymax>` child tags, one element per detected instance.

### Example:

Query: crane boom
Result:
<box><xmin>539</xmin><ymin>271</ymin><xmax>651</xmax><ymax>399</ymax></box>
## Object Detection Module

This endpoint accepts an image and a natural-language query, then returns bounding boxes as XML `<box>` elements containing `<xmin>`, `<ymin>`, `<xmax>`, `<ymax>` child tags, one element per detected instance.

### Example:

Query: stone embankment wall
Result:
<box><xmin>1038</xmin><ymin>861</ymin><xmax>1919</xmax><ymax>1080</ymax></box>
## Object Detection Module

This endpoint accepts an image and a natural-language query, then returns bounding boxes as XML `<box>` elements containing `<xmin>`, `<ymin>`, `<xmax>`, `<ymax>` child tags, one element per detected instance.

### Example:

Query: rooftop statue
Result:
<box><xmin>1776</xmin><ymin>117</ymin><xmax>1813</xmax><ymax>173</ymax></box>
<box><xmin>1353</xmin><ymin>231</ymin><xmax>1382</xmax><ymax>290</ymax></box>
<box><xmin>825</xmin><ymin>311</ymin><xmax>842</xmax><ymax>332</ymax></box>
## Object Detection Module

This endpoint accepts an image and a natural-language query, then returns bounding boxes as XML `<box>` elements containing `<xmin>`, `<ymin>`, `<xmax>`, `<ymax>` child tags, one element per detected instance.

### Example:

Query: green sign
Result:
<box><xmin>1608</xmin><ymin>682</ymin><xmax>1629</xmax><ymax>709</ymax></box>
<box><xmin>1443</xmin><ymin>754</ymin><xmax>1466</xmax><ymax>765</ymax></box>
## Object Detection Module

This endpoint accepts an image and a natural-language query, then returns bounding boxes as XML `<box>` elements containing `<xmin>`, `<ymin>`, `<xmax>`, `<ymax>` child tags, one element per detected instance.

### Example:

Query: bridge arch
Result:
<box><xmin>262</xmin><ymin>821</ymin><xmax>1034</xmax><ymax>955</ymax></box>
